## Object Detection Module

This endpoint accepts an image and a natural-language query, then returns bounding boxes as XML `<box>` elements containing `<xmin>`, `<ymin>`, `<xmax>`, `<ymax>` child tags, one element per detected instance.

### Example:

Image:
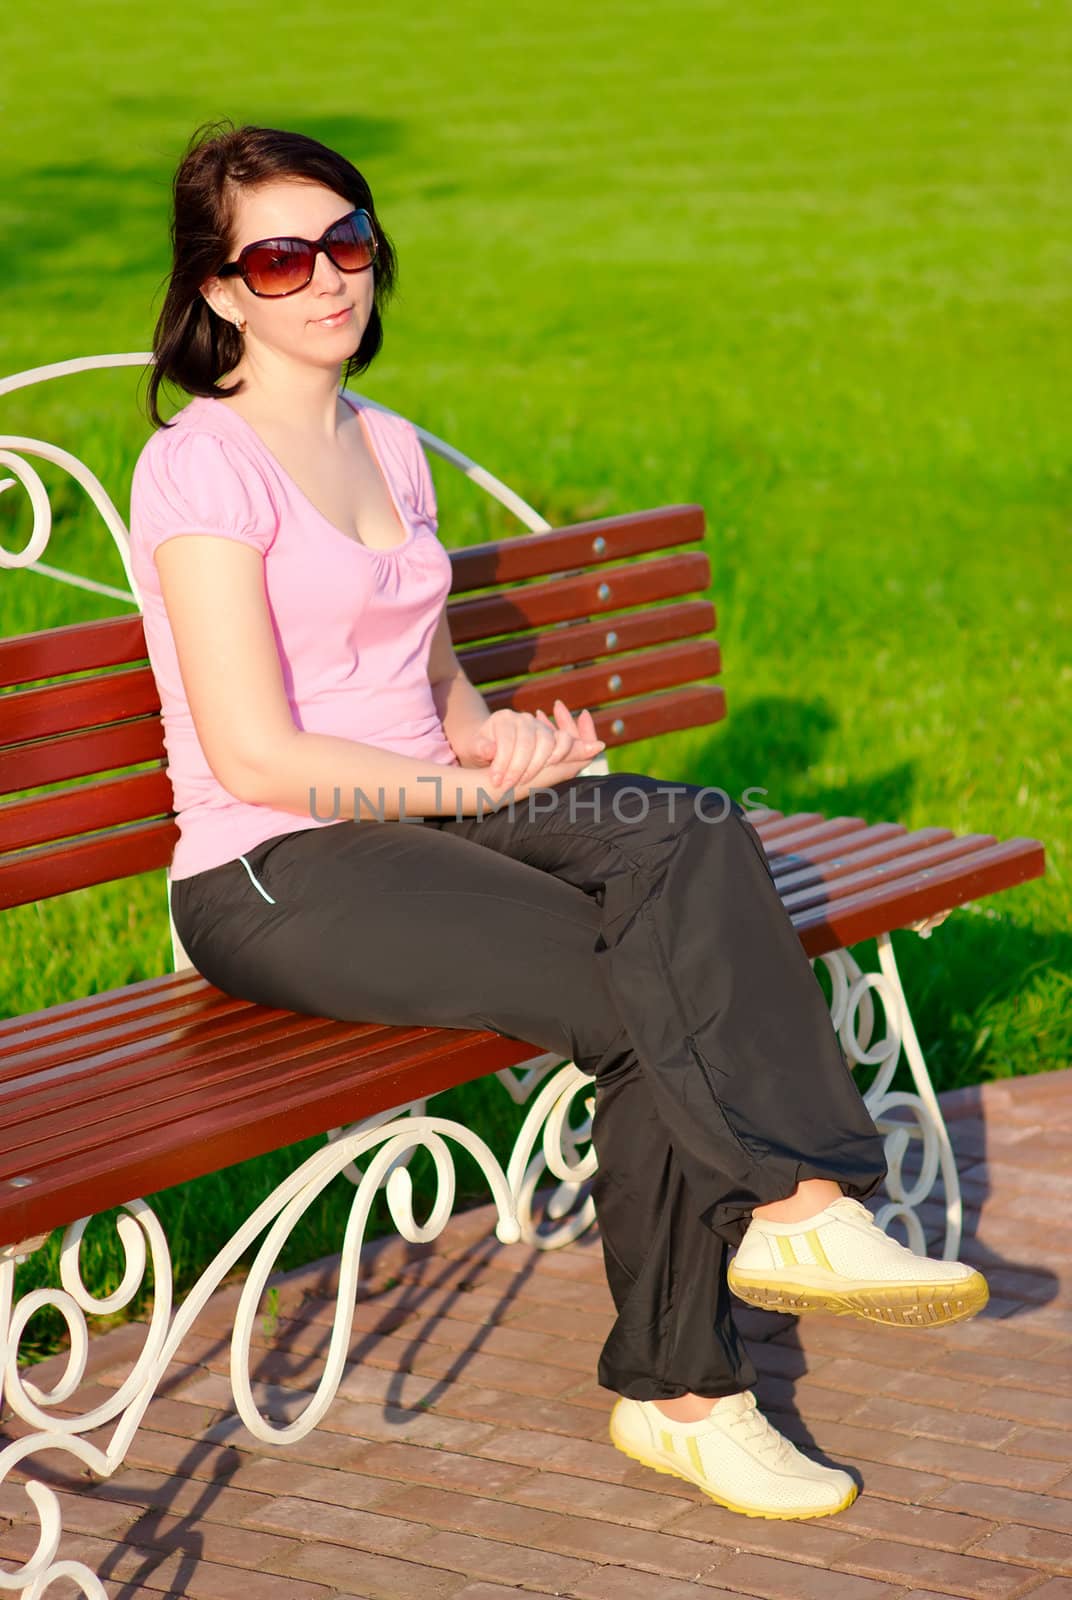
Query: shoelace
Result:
<box><xmin>712</xmin><ymin>1392</ymin><xmax>797</xmax><ymax>1466</ymax></box>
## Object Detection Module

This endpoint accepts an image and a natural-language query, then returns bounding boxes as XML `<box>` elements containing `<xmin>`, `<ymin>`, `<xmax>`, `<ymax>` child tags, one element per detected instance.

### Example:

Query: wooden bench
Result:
<box><xmin>0</xmin><ymin>354</ymin><xmax>1047</xmax><ymax>1600</ymax></box>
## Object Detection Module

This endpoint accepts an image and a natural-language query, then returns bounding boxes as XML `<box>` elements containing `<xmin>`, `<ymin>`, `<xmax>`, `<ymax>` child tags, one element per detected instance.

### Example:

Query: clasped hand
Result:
<box><xmin>460</xmin><ymin>699</ymin><xmax>605</xmax><ymax>796</ymax></box>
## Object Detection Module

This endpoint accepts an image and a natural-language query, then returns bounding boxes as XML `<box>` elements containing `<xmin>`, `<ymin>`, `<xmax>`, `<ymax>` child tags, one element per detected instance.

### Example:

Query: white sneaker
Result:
<box><xmin>609</xmin><ymin>1391</ymin><xmax>857</xmax><ymax>1519</ymax></box>
<box><xmin>728</xmin><ymin>1195</ymin><xmax>989</xmax><ymax>1327</ymax></box>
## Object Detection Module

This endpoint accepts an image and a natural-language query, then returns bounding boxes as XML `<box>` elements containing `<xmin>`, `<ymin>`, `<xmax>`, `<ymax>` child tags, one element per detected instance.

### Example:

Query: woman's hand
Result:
<box><xmin>470</xmin><ymin>700</ymin><xmax>604</xmax><ymax>794</ymax></box>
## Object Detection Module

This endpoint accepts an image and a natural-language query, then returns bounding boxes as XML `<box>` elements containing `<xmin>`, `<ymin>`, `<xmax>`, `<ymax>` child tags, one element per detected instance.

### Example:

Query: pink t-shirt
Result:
<box><xmin>129</xmin><ymin>391</ymin><xmax>460</xmax><ymax>881</ymax></box>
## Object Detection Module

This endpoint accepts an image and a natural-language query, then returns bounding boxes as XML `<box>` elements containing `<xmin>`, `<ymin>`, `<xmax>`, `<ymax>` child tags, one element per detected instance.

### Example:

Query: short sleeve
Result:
<box><xmin>129</xmin><ymin>426</ymin><xmax>279</xmax><ymax>566</ymax></box>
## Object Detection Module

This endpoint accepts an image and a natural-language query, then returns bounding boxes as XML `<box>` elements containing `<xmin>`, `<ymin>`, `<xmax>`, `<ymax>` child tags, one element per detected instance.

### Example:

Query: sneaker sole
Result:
<box><xmin>726</xmin><ymin>1263</ymin><xmax>990</xmax><ymax>1326</ymax></box>
<box><xmin>608</xmin><ymin>1413</ymin><xmax>859</xmax><ymax>1521</ymax></box>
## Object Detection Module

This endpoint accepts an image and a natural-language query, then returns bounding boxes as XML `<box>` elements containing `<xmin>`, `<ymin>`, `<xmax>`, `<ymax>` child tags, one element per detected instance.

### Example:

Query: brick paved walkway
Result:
<box><xmin>3</xmin><ymin>1067</ymin><xmax>1071</xmax><ymax>1599</ymax></box>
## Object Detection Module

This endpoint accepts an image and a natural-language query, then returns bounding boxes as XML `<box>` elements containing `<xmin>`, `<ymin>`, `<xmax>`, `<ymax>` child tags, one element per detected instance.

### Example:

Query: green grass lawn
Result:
<box><xmin>2</xmin><ymin>0</ymin><xmax>1068</xmax><ymax>1351</ymax></box>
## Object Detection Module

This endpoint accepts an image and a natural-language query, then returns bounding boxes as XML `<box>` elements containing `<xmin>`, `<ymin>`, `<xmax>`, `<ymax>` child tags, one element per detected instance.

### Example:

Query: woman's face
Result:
<box><xmin>203</xmin><ymin>176</ymin><xmax>375</xmax><ymax>374</ymax></box>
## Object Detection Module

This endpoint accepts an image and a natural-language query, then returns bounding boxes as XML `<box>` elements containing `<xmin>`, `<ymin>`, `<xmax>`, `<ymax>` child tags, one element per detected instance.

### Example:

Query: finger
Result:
<box><xmin>502</xmin><ymin>723</ymin><xmax>542</xmax><ymax>793</ymax></box>
<box><xmin>553</xmin><ymin>698</ymin><xmax>582</xmax><ymax>741</ymax></box>
<box><xmin>543</xmin><ymin>707</ymin><xmax>575</xmax><ymax>764</ymax></box>
<box><xmin>489</xmin><ymin>725</ymin><xmax>517</xmax><ymax>786</ymax></box>
<box><xmin>537</xmin><ymin>705</ymin><xmax>571</xmax><ymax>765</ymax></box>
<box><xmin>518</xmin><ymin>722</ymin><xmax>559</xmax><ymax>789</ymax></box>
<box><xmin>556</xmin><ymin>700</ymin><xmax>602</xmax><ymax>756</ymax></box>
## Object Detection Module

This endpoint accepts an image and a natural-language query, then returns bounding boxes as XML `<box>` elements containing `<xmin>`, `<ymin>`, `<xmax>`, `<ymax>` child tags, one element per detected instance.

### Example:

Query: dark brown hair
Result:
<box><xmin>144</xmin><ymin>119</ymin><xmax>398</xmax><ymax>428</ymax></box>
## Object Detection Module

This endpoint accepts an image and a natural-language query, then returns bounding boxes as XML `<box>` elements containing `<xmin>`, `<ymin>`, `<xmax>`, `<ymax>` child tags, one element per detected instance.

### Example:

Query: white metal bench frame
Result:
<box><xmin>0</xmin><ymin>354</ymin><xmax>962</xmax><ymax>1600</ymax></box>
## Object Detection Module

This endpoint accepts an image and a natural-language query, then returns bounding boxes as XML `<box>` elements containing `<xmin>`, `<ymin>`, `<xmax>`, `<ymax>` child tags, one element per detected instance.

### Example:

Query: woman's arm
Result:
<box><xmin>155</xmin><ymin>534</ymin><xmax>512</xmax><ymax>821</ymax></box>
<box><xmin>427</xmin><ymin>601</ymin><xmax>493</xmax><ymax>764</ymax></box>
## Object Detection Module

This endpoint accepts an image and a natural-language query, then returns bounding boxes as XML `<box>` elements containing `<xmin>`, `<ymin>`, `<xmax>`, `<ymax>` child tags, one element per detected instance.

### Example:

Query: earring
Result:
<box><xmin>234</xmin><ymin>316</ymin><xmax>247</xmax><ymax>334</ymax></box>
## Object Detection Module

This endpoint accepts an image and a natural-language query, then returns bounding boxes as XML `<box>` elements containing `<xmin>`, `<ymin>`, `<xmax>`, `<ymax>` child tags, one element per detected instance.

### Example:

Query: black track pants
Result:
<box><xmin>169</xmin><ymin>771</ymin><xmax>888</xmax><ymax>1401</ymax></box>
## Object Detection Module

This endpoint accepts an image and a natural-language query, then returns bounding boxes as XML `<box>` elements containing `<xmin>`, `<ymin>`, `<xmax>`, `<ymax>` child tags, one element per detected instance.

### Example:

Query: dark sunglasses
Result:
<box><xmin>217</xmin><ymin>208</ymin><xmax>378</xmax><ymax>298</ymax></box>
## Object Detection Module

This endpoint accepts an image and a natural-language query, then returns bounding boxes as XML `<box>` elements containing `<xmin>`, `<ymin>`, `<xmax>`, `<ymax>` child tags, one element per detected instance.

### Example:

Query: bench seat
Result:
<box><xmin>0</xmin><ymin>812</ymin><xmax>1044</xmax><ymax>1251</ymax></box>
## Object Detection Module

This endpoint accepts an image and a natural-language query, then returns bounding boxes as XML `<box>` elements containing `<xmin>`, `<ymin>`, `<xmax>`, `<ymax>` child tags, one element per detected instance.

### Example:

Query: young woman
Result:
<box><xmin>130</xmin><ymin>119</ymin><xmax>989</xmax><ymax>1523</ymax></box>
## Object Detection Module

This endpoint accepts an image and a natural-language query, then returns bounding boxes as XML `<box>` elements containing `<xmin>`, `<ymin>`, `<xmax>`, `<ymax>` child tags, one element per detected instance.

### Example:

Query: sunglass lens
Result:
<box><xmin>325</xmin><ymin>212</ymin><xmax>377</xmax><ymax>271</ymax></box>
<box><xmin>244</xmin><ymin>240</ymin><xmax>317</xmax><ymax>296</ymax></box>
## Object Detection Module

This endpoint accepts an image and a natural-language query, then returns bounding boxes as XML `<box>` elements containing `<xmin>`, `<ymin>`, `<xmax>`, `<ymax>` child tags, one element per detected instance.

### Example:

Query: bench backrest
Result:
<box><xmin>1</xmin><ymin>365</ymin><xmax>721</xmax><ymax>911</ymax></box>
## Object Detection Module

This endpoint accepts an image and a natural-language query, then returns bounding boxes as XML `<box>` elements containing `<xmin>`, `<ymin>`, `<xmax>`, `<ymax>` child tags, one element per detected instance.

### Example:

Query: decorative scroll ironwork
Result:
<box><xmin>0</xmin><ymin>1115</ymin><xmax>521</xmax><ymax>1598</ymax></box>
<box><xmin>0</xmin><ymin>439</ymin><xmax>140</xmax><ymax>603</ymax></box>
<box><xmin>813</xmin><ymin>933</ymin><xmax>962</xmax><ymax>1259</ymax></box>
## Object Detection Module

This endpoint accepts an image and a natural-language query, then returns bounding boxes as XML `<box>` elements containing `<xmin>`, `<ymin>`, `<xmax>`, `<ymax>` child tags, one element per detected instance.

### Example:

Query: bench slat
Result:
<box><xmin>0</xmin><ymin>966</ymin><xmax>211</xmax><ymax>1043</ymax></box>
<box><xmin>0</xmin><ymin>719</ymin><xmax>164</xmax><ymax>795</ymax></box>
<box><xmin>768</xmin><ymin>825</ymin><xmax>955</xmax><ymax>887</ymax></box>
<box><xmin>1</xmin><ymin>993</ymin><xmax>332</xmax><ymax>1089</ymax></box>
<box><xmin>0</xmin><ymin>1027</ymin><xmax>541</xmax><ymax>1249</ymax></box>
<box><xmin>0</xmin><ymin>613</ymin><xmax>148</xmax><ymax>687</ymax></box>
<box><xmin>460</xmin><ymin>599</ymin><xmax>716</xmax><ymax>683</ymax></box>
<box><xmin>0</xmin><ymin>818</ymin><xmax>178</xmax><ymax>908</ymax></box>
<box><xmin>0</xmin><ymin>771</ymin><xmax>173</xmax><ymax>855</ymax></box>
<box><xmin>447</xmin><ymin>506</ymin><xmax>706</xmax><ymax>590</ymax></box>
<box><xmin>781</xmin><ymin>832</ymin><xmax>999</xmax><ymax>912</ymax></box>
<box><xmin>484</xmin><ymin>640</ymin><xmax>721</xmax><ymax>715</ymax></box>
<box><xmin>446</xmin><ymin>552</ymin><xmax>711</xmax><ymax>644</ymax></box>
<box><xmin>3</xmin><ymin>1020</ymin><xmax>447</xmax><ymax>1165</ymax></box>
<box><xmin>1</xmin><ymin>666</ymin><xmax>159</xmax><ymax>747</ymax></box>
<box><xmin>791</xmin><ymin>836</ymin><xmax>1046</xmax><ymax>955</ymax></box>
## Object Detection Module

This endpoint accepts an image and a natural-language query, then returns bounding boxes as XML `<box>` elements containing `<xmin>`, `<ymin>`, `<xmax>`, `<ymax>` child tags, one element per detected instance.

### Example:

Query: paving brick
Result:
<box><xmin>200</xmin><ymin>1412</ymin><xmax>391</xmax><ymax>1473</ymax></box>
<box><xmin>401</xmin><ymin>1310</ymin><xmax>600</xmax><ymax>1373</ymax></box>
<box><xmin>875</xmin><ymin>1431</ymin><xmax>1069</xmax><ymax>1492</ymax></box>
<box><xmin>772</xmin><ymin>1414</ymin><xmax>941</xmax><ymax>1471</ymax></box>
<box><xmin>379</xmin><ymin>1482</ymin><xmax>565</xmax><ymax>1545</ymax></box>
<box><xmin>1</xmin><ymin>1528</ymin><xmax>337</xmax><ymax>1599</ymax></box>
<box><xmin>376</xmin><ymin>1482</ymin><xmax>725</xmax><ymax>1581</ymax></box>
<box><xmin>931</xmin><ymin>1481</ymin><xmax>1072</xmax><ymax>1534</ymax></box>
<box><xmin>0</xmin><ymin>1481</ymin><xmax>142</xmax><ymax>1542</ymax></box>
<box><xmin>972</xmin><ymin>1388</ymin><xmax>1072</xmax><ymax>1431</ymax></box>
<box><xmin>704</xmin><ymin>1549</ymin><xmax>903</xmax><ymax>1598</ymax></box>
<box><xmin>964</xmin><ymin>1523</ymin><xmax>1072</xmax><ymax>1574</ymax></box>
<box><xmin>452</xmin><ymin>1586</ymin><xmax>573</xmax><ymax>1600</ymax></box>
<box><xmin>244</xmin><ymin>1494</ymin><xmax>433</xmax><ymax>1556</ymax></box>
<box><xmin>843</xmin><ymin>1395</ymin><xmax>1022</xmax><ymax>1449</ymax></box>
<box><xmin>775</xmin><ymin>1321</ymin><xmax>954</xmax><ymax>1371</ymax></box>
<box><xmin>850</xmin><ymin>1367</ymin><xmax>994</xmax><ymax>1414</ymax></box>
<box><xmin>572</xmin><ymin>1570</ymin><xmax>729</xmax><ymax>1600</ymax></box>
<box><xmin>474</xmin><ymin>1426</ymin><xmax>639</xmax><ymax>1485</ymax></box>
<box><xmin>405</xmin><ymin>1527</ymin><xmax>602</xmax><ymax>1592</ymax></box>
<box><xmin>343</xmin><ymin>1331</ymin><xmax>589</xmax><ymax>1399</ymax></box>
<box><xmin>509</xmin><ymin>1468</ymin><xmax>691</xmax><ymax>1531</ymax></box>
<box><xmin>832</xmin><ymin>1535</ymin><xmax>1043</xmax><ymax>1597</ymax></box>
<box><xmin>324</xmin><ymin>1394</ymin><xmax>499</xmax><ymax>1453</ymax></box>
<box><xmin>919</xmin><ymin>1351</ymin><xmax>1027</xmax><ymax>1388</ymax></box>
<box><xmin>395</xmin><ymin>1252</ymin><xmax>615</xmax><ymax>1312</ymax></box>
<box><xmin>118</xmin><ymin>1510</ymin><xmax>304</xmax><ymax>1571</ymax></box>
<box><xmin>379</xmin><ymin>1380</ymin><xmax>609</xmax><ymax>1441</ymax></box>
<box><xmin>828</xmin><ymin>1493</ymin><xmax>1000</xmax><ymax>1552</ymax></box>
<box><xmin>839</xmin><ymin>1459</ymin><xmax>950</xmax><ymax>1505</ymax></box>
<box><xmin>664</xmin><ymin>1500</ymin><xmax>864</xmax><ymax>1567</ymax></box>
<box><xmin>1005</xmin><ymin>1429</ymin><xmax>1072</xmax><ymax>1465</ymax></box>
<box><xmin>268</xmin><ymin>1537</ymin><xmax>471</xmax><ymax>1596</ymax></box>
<box><xmin>349</xmin><ymin>1439</ymin><xmax>535</xmax><ymax>1497</ymax></box>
